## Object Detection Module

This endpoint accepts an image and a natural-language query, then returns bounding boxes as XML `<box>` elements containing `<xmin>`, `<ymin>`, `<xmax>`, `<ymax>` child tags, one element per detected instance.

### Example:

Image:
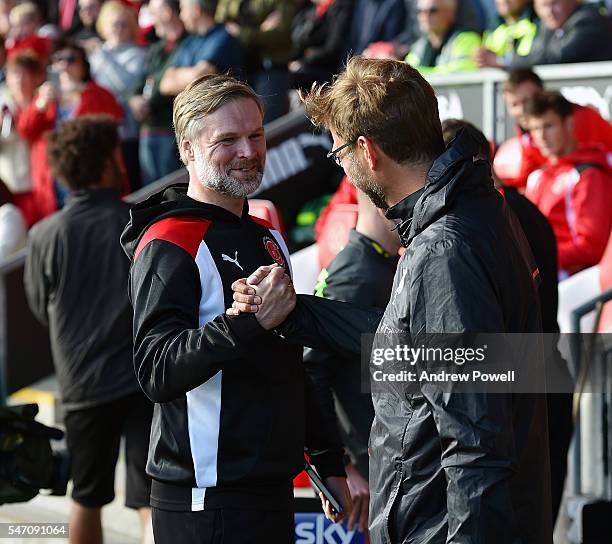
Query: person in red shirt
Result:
<box><xmin>502</xmin><ymin>69</ymin><xmax>612</xmax><ymax>188</ymax></box>
<box><xmin>524</xmin><ymin>90</ymin><xmax>612</xmax><ymax>277</ymax></box>
<box><xmin>16</xmin><ymin>37</ymin><xmax>123</xmax><ymax>223</ymax></box>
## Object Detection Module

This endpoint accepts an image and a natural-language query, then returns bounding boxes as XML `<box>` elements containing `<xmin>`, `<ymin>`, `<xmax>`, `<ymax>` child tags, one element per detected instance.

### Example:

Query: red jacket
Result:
<box><xmin>16</xmin><ymin>81</ymin><xmax>124</xmax><ymax>223</ymax></box>
<box><xmin>514</xmin><ymin>104</ymin><xmax>612</xmax><ymax>188</ymax></box>
<box><xmin>525</xmin><ymin>147</ymin><xmax>612</xmax><ymax>276</ymax></box>
<box><xmin>6</xmin><ymin>35</ymin><xmax>51</xmax><ymax>63</ymax></box>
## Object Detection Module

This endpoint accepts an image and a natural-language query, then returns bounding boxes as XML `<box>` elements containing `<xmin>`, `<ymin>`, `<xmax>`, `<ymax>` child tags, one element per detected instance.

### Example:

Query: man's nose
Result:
<box><xmin>236</xmin><ymin>138</ymin><xmax>258</xmax><ymax>158</ymax></box>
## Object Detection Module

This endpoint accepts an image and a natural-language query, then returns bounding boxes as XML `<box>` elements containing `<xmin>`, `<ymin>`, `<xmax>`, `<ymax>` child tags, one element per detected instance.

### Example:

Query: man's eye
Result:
<box><xmin>221</xmin><ymin>138</ymin><xmax>236</xmax><ymax>144</ymax></box>
<box><xmin>250</xmin><ymin>133</ymin><xmax>263</xmax><ymax>140</ymax></box>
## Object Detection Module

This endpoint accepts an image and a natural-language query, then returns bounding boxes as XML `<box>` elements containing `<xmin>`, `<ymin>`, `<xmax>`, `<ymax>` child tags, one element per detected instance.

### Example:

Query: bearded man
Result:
<box><xmin>120</xmin><ymin>74</ymin><xmax>351</xmax><ymax>544</ymax></box>
<box><xmin>228</xmin><ymin>57</ymin><xmax>553</xmax><ymax>543</ymax></box>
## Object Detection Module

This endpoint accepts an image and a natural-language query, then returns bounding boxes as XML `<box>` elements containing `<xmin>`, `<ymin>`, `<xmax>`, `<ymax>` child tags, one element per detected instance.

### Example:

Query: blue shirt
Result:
<box><xmin>171</xmin><ymin>26</ymin><xmax>244</xmax><ymax>75</ymax></box>
<box><xmin>348</xmin><ymin>0</ymin><xmax>407</xmax><ymax>55</ymax></box>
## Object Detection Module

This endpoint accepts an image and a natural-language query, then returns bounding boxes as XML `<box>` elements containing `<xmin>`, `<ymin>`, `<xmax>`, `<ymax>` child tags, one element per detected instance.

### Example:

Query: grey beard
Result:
<box><xmin>195</xmin><ymin>149</ymin><xmax>263</xmax><ymax>198</ymax></box>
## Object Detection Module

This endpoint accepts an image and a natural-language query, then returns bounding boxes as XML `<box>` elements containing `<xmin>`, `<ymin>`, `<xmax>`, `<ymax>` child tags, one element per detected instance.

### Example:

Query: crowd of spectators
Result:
<box><xmin>0</xmin><ymin>0</ymin><xmax>610</xmax><ymax>262</ymax></box>
<box><xmin>0</xmin><ymin>5</ymin><xmax>609</xmax><ymax>540</ymax></box>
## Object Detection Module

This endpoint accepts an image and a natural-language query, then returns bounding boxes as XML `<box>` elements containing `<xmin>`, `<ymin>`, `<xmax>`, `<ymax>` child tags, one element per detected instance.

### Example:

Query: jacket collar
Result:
<box><xmin>65</xmin><ymin>187</ymin><xmax>121</xmax><ymax>206</ymax></box>
<box><xmin>385</xmin><ymin>128</ymin><xmax>492</xmax><ymax>247</ymax></box>
<box><xmin>385</xmin><ymin>186</ymin><xmax>426</xmax><ymax>246</ymax></box>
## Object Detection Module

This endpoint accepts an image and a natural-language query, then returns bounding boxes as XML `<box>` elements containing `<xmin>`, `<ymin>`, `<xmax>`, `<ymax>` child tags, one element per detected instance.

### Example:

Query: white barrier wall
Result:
<box><xmin>425</xmin><ymin>61</ymin><xmax>612</xmax><ymax>142</ymax></box>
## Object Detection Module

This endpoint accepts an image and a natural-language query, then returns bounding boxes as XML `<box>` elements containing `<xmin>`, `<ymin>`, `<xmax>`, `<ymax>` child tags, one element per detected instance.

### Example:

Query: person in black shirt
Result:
<box><xmin>442</xmin><ymin>118</ymin><xmax>573</xmax><ymax>521</ymax></box>
<box><xmin>24</xmin><ymin>116</ymin><xmax>153</xmax><ymax>544</ymax></box>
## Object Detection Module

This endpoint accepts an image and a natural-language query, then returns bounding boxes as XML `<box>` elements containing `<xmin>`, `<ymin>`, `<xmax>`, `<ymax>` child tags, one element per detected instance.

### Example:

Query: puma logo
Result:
<box><xmin>222</xmin><ymin>251</ymin><xmax>243</xmax><ymax>271</ymax></box>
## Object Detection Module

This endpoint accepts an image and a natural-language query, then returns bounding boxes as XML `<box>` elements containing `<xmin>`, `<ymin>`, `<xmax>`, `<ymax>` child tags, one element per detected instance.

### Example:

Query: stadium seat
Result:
<box><xmin>248</xmin><ymin>199</ymin><xmax>286</xmax><ymax>236</ymax></box>
<box><xmin>317</xmin><ymin>203</ymin><xmax>359</xmax><ymax>270</ymax></box>
<box><xmin>290</xmin><ymin>244</ymin><xmax>320</xmax><ymax>295</ymax></box>
<box><xmin>558</xmin><ymin>230</ymin><xmax>612</xmax><ymax>333</ymax></box>
<box><xmin>493</xmin><ymin>137</ymin><xmax>523</xmax><ymax>187</ymax></box>
<box><xmin>293</xmin><ymin>470</ymin><xmax>310</xmax><ymax>488</ymax></box>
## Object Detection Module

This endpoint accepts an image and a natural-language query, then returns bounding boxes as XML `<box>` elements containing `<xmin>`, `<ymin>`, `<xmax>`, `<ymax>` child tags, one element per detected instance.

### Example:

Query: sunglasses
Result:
<box><xmin>52</xmin><ymin>54</ymin><xmax>79</xmax><ymax>65</ymax></box>
<box><xmin>326</xmin><ymin>141</ymin><xmax>354</xmax><ymax>166</ymax></box>
<box><xmin>417</xmin><ymin>7</ymin><xmax>440</xmax><ymax>15</ymax></box>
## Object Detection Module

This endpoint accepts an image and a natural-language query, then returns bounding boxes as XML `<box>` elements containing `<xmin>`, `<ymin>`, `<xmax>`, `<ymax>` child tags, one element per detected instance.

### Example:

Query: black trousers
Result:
<box><xmin>152</xmin><ymin>507</ymin><xmax>294</xmax><ymax>544</ymax></box>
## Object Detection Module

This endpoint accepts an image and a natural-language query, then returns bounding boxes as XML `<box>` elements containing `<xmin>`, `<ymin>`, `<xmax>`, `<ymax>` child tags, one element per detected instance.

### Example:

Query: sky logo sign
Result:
<box><xmin>294</xmin><ymin>513</ymin><xmax>365</xmax><ymax>544</ymax></box>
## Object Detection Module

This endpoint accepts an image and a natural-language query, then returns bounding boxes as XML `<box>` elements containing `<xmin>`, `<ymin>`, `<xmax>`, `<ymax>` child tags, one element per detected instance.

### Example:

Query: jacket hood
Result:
<box><xmin>553</xmin><ymin>145</ymin><xmax>611</xmax><ymax>173</ymax></box>
<box><xmin>121</xmin><ymin>183</ymin><xmax>248</xmax><ymax>260</ymax></box>
<box><xmin>386</xmin><ymin>127</ymin><xmax>493</xmax><ymax>246</ymax></box>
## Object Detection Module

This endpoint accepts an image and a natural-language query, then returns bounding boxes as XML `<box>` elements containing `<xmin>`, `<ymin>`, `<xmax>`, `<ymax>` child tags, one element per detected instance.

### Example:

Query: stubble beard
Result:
<box><xmin>346</xmin><ymin>150</ymin><xmax>388</xmax><ymax>210</ymax></box>
<box><xmin>194</xmin><ymin>145</ymin><xmax>264</xmax><ymax>199</ymax></box>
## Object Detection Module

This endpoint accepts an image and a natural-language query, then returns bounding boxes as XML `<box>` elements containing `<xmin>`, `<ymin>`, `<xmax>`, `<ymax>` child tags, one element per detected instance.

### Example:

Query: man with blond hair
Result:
<box><xmin>120</xmin><ymin>73</ymin><xmax>350</xmax><ymax>543</ymax></box>
<box><xmin>229</xmin><ymin>56</ymin><xmax>553</xmax><ymax>543</ymax></box>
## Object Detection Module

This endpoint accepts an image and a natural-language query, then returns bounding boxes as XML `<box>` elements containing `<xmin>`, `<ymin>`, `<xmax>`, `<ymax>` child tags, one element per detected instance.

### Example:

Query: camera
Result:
<box><xmin>0</xmin><ymin>403</ymin><xmax>70</xmax><ymax>504</ymax></box>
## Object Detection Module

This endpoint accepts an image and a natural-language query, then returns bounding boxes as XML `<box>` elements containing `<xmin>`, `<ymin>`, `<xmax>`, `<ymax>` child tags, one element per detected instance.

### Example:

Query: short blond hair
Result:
<box><xmin>301</xmin><ymin>56</ymin><xmax>444</xmax><ymax>166</ymax></box>
<box><xmin>9</xmin><ymin>1</ymin><xmax>40</xmax><ymax>23</ymax></box>
<box><xmin>173</xmin><ymin>74</ymin><xmax>264</xmax><ymax>164</ymax></box>
<box><xmin>96</xmin><ymin>0</ymin><xmax>138</xmax><ymax>41</ymax></box>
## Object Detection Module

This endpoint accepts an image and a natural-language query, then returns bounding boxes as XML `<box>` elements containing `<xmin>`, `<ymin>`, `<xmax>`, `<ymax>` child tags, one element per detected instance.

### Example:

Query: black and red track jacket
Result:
<box><xmin>121</xmin><ymin>184</ymin><xmax>343</xmax><ymax>512</ymax></box>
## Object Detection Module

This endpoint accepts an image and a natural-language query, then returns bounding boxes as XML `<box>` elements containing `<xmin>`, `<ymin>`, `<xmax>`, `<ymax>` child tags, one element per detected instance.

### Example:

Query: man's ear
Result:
<box><xmin>182</xmin><ymin>140</ymin><xmax>195</xmax><ymax>162</ymax></box>
<box><xmin>356</xmin><ymin>135</ymin><xmax>378</xmax><ymax>170</ymax></box>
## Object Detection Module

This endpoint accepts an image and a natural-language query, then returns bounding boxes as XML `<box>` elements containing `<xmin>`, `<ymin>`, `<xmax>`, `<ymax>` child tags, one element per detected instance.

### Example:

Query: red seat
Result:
<box><xmin>493</xmin><ymin>137</ymin><xmax>524</xmax><ymax>187</ymax></box>
<box><xmin>317</xmin><ymin>203</ymin><xmax>358</xmax><ymax>270</ymax></box>
<box><xmin>598</xmin><ymin>231</ymin><xmax>612</xmax><ymax>332</ymax></box>
<box><xmin>293</xmin><ymin>470</ymin><xmax>310</xmax><ymax>488</ymax></box>
<box><xmin>248</xmin><ymin>199</ymin><xmax>285</xmax><ymax>236</ymax></box>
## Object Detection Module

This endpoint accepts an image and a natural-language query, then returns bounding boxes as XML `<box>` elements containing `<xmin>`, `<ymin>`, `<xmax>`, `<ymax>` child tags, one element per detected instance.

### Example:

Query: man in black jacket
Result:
<box><xmin>121</xmin><ymin>73</ymin><xmax>350</xmax><ymax>543</ymax></box>
<box><xmin>230</xmin><ymin>56</ymin><xmax>553</xmax><ymax>543</ymax></box>
<box><xmin>512</xmin><ymin>0</ymin><xmax>612</xmax><ymax>67</ymax></box>
<box><xmin>442</xmin><ymin>118</ymin><xmax>573</xmax><ymax>522</ymax></box>
<box><xmin>24</xmin><ymin>116</ymin><xmax>153</xmax><ymax>544</ymax></box>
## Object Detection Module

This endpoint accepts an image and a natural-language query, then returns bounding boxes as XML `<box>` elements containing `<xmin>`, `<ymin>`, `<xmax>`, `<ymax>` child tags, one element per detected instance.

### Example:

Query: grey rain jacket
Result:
<box><xmin>276</xmin><ymin>129</ymin><xmax>553</xmax><ymax>543</ymax></box>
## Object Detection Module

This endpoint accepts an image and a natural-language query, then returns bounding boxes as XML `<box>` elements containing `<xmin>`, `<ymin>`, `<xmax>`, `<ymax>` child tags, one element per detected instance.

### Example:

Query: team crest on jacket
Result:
<box><xmin>263</xmin><ymin>236</ymin><xmax>285</xmax><ymax>267</ymax></box>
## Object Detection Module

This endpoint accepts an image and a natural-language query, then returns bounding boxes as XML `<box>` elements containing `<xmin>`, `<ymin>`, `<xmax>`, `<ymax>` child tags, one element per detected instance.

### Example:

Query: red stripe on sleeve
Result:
<box><xmin>134</xmin><ymin>217</ymin><xmax>211</xmax><ymax>261</ymax></box>
<box><xmin>249</xmin><ymin>215</ymin><xmax>275</xmax><ymax>231</ymax></box>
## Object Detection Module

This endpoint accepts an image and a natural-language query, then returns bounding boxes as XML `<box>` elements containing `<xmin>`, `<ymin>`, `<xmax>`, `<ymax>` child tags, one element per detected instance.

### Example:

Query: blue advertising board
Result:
<box><xmin>294</xmin><ymin>513</ymin><xmax>365</xmax><ymax>544</ymax></box>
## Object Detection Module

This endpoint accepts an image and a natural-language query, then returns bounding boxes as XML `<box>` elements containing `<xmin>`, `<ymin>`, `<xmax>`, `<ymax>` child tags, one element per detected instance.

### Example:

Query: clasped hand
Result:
<box><xmin>226</xmin><ymin>264</ymin><xmax>296</xmax><ymax>330</ymax></box>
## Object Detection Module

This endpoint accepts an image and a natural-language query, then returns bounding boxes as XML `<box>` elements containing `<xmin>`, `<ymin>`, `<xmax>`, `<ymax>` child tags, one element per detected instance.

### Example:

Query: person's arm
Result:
<box><xmin>557</xmin><ymin>168</ymin><xmax>612</xmax><ymax>272</ymax></box>
<box><xmin>409</xmin><ymin>241</ymin><xmax>517</xmax><ymax>541</ymax></box>
<box><xmin>277</xmin><ymin>294</ymin><xmax>383</xmax><ymax>356</ymax></box>
<box><xmin>23</xmin><ymin>225</ymin><xmax>53</xmax><ymax>327</ymax></box>
<box><xmin>159</xmin><ymin>60</ymin><xmax>218</xmax><ymax>96</ymax></box>
<box><xmin>14</xmin><ymin>84</ymin><xmax>56</xmax><ymax>144</ymax></box>
<box><xmin>131</xmin><ymin>240</ymin><xmax>266</xmax><ymax>403</ymax></box>
<box><xmin>230</xmin><ymin>266</ymin><xmax>383</xmax><ymax>356</ymax></box>
<box><xmin>237</xmin><ymin>3</ymin><xmax>295</xmax><ymax>51</ymax></box>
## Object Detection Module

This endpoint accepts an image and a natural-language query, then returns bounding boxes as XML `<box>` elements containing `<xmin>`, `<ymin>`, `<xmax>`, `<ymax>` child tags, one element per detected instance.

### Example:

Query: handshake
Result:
<box><xmin>228</xmin><ymin>264</ymin><xmax>355</xmax><ymax>526</ymax></box>
<box><xmin>226</xmin><ymin>264</ymin><xmax>296</xmax><ymax>330</ymax></box>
